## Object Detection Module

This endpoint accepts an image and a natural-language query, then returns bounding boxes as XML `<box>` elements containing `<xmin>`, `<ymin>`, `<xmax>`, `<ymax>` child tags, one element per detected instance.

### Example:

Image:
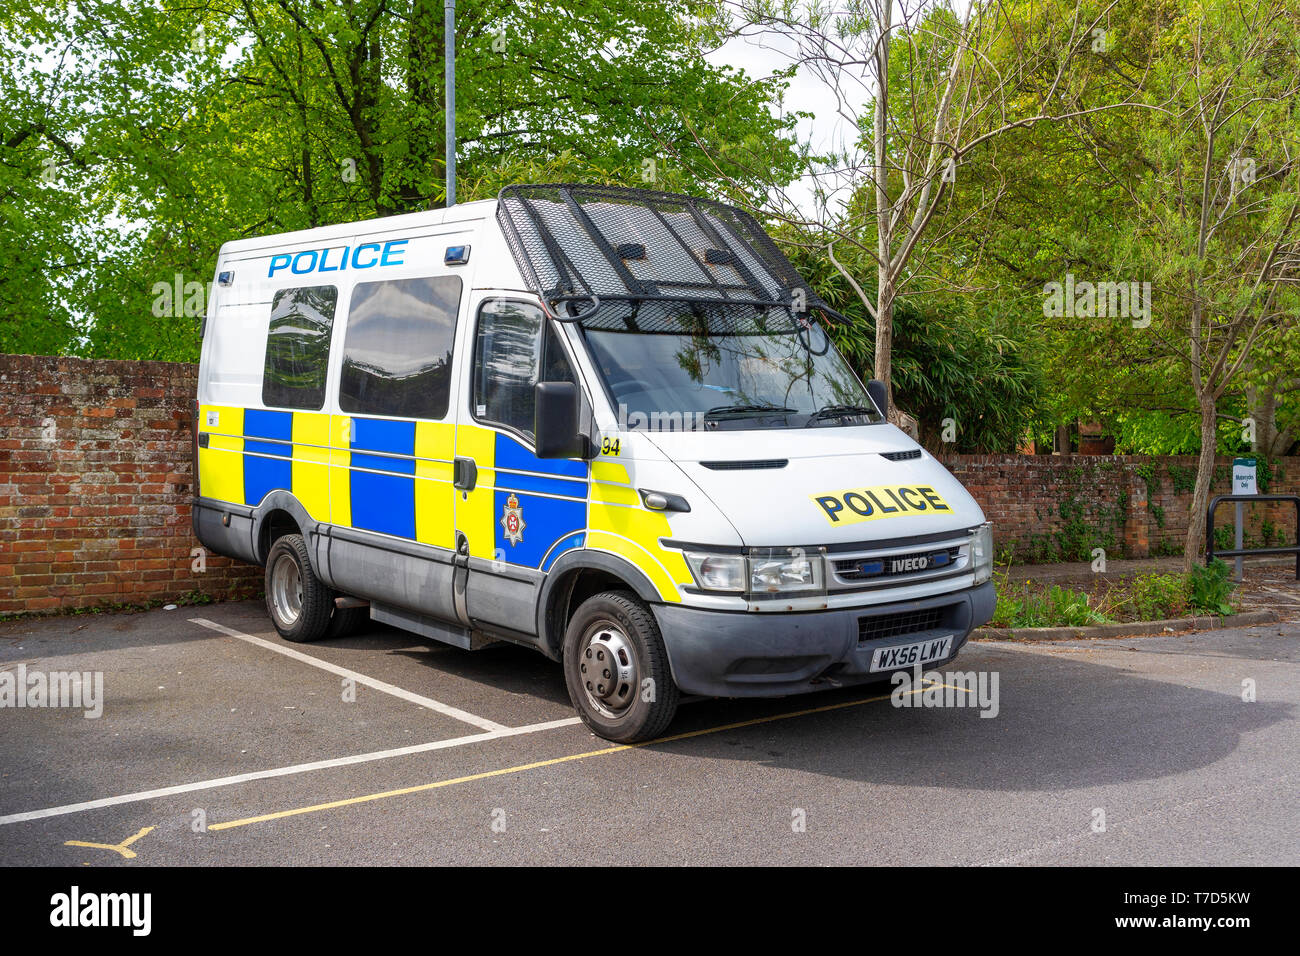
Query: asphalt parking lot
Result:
<box><xmin>1</xmin><ymin>598</ymin><xmax>1297</xmax><ymax>866</ymax></box>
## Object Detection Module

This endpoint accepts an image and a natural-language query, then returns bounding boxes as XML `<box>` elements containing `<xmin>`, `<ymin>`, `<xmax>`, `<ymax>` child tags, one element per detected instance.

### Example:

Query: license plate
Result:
<box><xmin>869</xmin><ymin>635</ymin><xmax>953</xmax><ymax>672</ymax></box>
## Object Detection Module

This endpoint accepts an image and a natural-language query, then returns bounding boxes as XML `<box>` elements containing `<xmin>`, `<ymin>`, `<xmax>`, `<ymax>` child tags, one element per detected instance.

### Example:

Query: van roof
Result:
<box><xmin>214</xmin><ymin>197</ymin><xmax>533</xmax><ymax>292</ymax></box>
<box><xmin>216</xmin><ymin>197</ymin><xmax>500</xmax><ymax>258</ymax></box>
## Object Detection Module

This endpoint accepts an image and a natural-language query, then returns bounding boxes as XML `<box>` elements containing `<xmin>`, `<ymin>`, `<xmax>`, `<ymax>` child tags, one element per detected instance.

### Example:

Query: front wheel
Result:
<box><xmin>563</xmin><ymin>590</ymin><xmax>679</xmax><ymax>743</ymax></box>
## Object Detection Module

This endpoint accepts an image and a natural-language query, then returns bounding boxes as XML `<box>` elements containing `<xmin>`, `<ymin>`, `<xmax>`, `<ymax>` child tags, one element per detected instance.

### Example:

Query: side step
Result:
<box><xmin>370</xmin><ymin>602</ymin><xmax>502</xmax><ymax>651</ymax></box>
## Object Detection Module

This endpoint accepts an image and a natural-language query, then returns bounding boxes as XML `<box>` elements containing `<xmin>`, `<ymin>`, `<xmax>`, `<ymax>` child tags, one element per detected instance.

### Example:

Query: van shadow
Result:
<box><xmin>330</xmin><ymin>620</ymin><xmax>573</xmax><ymax>707</ymax></box>
<box><xmin>642</xmin><ymin>642</ymin><xmax>1294</xmax><ymax>793</ymax></box>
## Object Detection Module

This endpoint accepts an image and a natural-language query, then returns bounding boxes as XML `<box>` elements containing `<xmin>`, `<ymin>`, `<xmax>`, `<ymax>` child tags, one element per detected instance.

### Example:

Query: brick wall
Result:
<box><xmin>0</xmin><ymin>354</ymin><xmax>260</xmax><ymax>616</ymax></box>
<box><xmin>1</xmin><ymin>353</ymin><xmax>1297</xmax><ymax>615</ymax></box>
<box><xmin>936</xmin><ymin>452</ymin><xmax>1300</xmax><ymax>562</ymax></box>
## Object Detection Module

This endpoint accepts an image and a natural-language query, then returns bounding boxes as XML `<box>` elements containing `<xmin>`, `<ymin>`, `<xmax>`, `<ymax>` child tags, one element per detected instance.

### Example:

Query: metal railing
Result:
<box><xmin>1206</xmin><ymin>494</ymin><xmax>1300</xmax><ymax>579</ymax></box>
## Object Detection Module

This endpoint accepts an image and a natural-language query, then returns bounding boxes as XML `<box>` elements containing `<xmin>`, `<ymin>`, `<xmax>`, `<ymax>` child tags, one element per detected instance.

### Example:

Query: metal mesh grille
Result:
<box><xmin>573</xmin><ymin>298</ymin><xmax>807</xmax><ymax>335</ymax></box>
<box><xmin>857</xmin><ymin>607</ymin><xmax>947</xmax><ymax>643</ymax></box>
<box><xmin>496</xmin><ymin>184</ymin><xmax>829</xmax><ymax>324</ymax></box>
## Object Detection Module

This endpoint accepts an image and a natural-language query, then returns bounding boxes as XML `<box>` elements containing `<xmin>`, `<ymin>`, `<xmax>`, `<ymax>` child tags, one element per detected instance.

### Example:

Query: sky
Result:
<box><xmin>706</xmin><ymin>21</ymin><xmax>866</xmax><ymax>217</ymax></box>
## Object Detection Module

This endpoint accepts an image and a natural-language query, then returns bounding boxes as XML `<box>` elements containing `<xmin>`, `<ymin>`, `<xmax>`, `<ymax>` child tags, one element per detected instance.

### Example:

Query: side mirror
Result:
<box><xmin>866</xmin><ymin>379</ymin><xmax>889</xmax><ymax>416</ymax></box>
<box><xmin>534</xmin><ymin>381</ymin><xmax>588</xmax><ymax>459</ymax></box>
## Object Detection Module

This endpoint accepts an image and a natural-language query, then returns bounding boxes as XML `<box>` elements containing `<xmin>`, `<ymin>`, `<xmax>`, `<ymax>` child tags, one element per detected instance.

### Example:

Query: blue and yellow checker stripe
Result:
<box><xmin>454</xmin><ymin>425</ymin><xmax>588</xmax><ymax>571</ymax></box>
<box><xmin>196</xmin><ymin>405</ymin><xmax>693</xmax><ymax>602</ymax></box>
<box><xmin>585</xmin><ymin>459</ymin><xmax>693</xmax><ymax>603</ymax></box>
<box><xmin>196</xmin><ymin>404</ymin><xmax>457</xmax><ymax>550</ymax></box>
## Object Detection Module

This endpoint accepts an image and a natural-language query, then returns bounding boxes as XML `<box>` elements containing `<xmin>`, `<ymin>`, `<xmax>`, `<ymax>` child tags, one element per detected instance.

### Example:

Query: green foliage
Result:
<box><xmin>991</xmin><ymin>579</ymin><xmax>1110</xmax><ymax>629</ymax></box>
<box><xmin>1188</xmin><ymin>560</ymin><xmax>1236</xmax><ymax>616</ymax></box>
<box><xmin>1213</xmin><ymin>525</ymin><xmax>1235</xmax><ymax>552</ymax></box>
<box><xmin>1125</xmin><ymin>573</ymin><xmax>1190</xmax><ymax>622</ymax></box>
<box><xmin>1</xmin><ymin>0</ymin><xmax>802</xmax><ymax>360</ymax></box>
<box><xmin>3</xmin><ymin>0</ymin><xmax>1296</xmax><ymax>468</ymax></box>
<box><xmin>783</xmin><ymin>238</ymin><xmax>1047</xmax><ymax>451</ymax></box>
<box><xmin>1167</xmin><ymin>464</ymin><xmax>1197</xmax><ymax>496</ymax></box>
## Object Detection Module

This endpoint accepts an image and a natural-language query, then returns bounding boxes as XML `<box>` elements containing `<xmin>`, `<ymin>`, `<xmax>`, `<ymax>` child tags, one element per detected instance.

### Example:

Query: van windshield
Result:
<box><xmin>579</xmin><ymin>305</ymin><xmax>883</xmax><ymax>431</ymax></box>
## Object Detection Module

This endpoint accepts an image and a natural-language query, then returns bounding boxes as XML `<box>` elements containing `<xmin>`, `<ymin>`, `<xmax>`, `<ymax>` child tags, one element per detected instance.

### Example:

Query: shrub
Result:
<box><xmin>1126</xmin><ymin>572</ymin><xmax>1190</xmax><ymax>621</ymax></box>
<box><xmin>1189</xmin><ymin>559</ymin><xmax>1235</xmax><ymax>615</ymax></box>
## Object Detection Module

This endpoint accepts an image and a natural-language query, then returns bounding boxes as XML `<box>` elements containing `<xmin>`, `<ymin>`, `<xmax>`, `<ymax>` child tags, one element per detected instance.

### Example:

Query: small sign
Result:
<box><xmin>1232</xmin><ymin>457</ymin><xmax>1257</xmax><ymax>495</ymax></box>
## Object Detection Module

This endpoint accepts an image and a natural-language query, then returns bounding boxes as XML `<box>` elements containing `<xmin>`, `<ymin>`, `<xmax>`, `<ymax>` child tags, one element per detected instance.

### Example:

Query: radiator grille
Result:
<box><xmin>858</xmin><ymin>607</ymin><xmax>947</xmax><ymax>643</ymax></box>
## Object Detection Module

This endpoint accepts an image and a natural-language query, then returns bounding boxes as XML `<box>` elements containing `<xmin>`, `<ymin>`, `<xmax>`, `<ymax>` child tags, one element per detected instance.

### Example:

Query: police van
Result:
<box><xmin>193</xmin><ymin>184</ymin><xmax>995</xmax><ymax>742</ymax></box>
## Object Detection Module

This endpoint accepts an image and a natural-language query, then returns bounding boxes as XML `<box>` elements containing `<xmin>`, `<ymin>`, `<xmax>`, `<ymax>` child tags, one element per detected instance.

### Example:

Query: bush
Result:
<box><xmin>1126</xmin><ymin>572</ymin><xmax>1189</xmax><ymax>621</ymax></box>
<box><xmin>1189</xmin><ymin>560</ymin><xmax>1235</xmax><ymax>615</ymax></box>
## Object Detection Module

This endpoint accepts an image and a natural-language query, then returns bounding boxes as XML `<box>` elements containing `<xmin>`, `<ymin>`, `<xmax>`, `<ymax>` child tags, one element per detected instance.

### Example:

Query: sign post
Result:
<box><xmin>1231</xmin><ymin>457</ymin><xmax>1258</xmax><ymax>582</ymax></box>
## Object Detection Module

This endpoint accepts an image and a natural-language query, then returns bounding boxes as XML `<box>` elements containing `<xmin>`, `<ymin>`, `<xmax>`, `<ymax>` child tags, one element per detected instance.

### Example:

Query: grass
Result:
<box><xmin>993</xmin><ymin>578</ymin><xmax>1111</xmax><ymax>628</ymax></box>
<box><xmin>990</xmin><ymin>560</ymin><xmax>1240</xmax><ymax>629</ymax></box>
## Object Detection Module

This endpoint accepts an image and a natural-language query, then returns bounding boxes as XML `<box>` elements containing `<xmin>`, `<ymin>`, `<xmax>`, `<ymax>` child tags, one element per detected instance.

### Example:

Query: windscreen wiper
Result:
<box><xmin>804</xmin><ymin>403</ymin><xmax>878</xmax><ymax>425</ymax></box>
<box><xmin>704</xmin><ymin>403</ymin><xmax>796</xmax><ymax>422</ymax></box>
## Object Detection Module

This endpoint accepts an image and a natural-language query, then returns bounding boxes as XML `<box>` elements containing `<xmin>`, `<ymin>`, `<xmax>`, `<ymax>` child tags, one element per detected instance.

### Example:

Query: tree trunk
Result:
<box><xmin>1184</xmin><ymin>390</ymin><xmax>1219</xmax><ymax>573</ymax></box>
<box><xmin>872</xmin><ymin>0</ymin><xmax>894</xmax><ymax>414</ymax></box>
<box><xmin>1247</xmin><ymin>379</ymin><xmax>1298</xmax><ymax>456</ymax></box>
<box><xmin>874</xmin><ymin>280</ymin><xmax>895</xmax><ymax>414</ymax></box>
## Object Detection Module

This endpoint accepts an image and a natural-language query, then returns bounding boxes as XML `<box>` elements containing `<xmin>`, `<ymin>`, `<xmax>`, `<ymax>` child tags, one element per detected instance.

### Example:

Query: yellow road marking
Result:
<box><xmin>65</xmin><ymin>826</ymin><xmax>154</xmax><ymax>860</ymax></box>
<box><xmin>210</xmin><ymin>684</ymin><xmax>942</xmax><ymax>832</ymax></box>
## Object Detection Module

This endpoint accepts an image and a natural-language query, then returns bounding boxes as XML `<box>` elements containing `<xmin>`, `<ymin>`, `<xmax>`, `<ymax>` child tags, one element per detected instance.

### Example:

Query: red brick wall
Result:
<box><xmin>936</xmin><ymin>452</ymin><xmax>1299</xmax><ymax>562</ymax></box>
<box><xmin>1</xmin><ymin>353</ymin><xmax>1296</xmax><ymax>615</ymax></box>
<box><xmin>0</xmin><ymin>354</ymin><xmax>259</xmax><ymax>616</ymax></box>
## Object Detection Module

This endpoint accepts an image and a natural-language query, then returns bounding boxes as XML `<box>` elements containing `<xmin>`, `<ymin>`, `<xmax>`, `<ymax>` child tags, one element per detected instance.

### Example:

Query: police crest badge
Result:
<box><xmin>500</xmin><ymin>493</ymin><xmax>525</xmax><ymax>546</ymax></box>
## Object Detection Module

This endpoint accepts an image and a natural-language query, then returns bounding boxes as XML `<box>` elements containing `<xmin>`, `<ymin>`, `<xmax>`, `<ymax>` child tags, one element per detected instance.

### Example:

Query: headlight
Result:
<box><xmin>684</xmin><ymin>552</ymin><xmax>746</xmax><ymax>592</ymax></box>
<box><xmin>748</xmin><ymin>548</ymin><xmax>824</xmax><ymax>595</ymax></box>
<box><xmin>685</xmin><ymin>549</ymin><xmax>825</xmax><ymax>596</ymax></box>
<box><xmin>971</xmin><ymin>522</ymin><xmax>993</xmax><ymax>585</ymax></box>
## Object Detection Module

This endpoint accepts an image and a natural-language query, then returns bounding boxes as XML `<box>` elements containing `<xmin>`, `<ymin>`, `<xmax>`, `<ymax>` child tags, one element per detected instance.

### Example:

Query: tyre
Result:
<box><xmin>562</xmin><ymin>590</ymin><xmax>679</xmax><ymax>743</ymax></box>
<box><xmin>325</xmin><ymin>603</ymin><xmax>369</xmax><ymax>639</ymax></box>
<box><xmin>264</xmin><ymin>533</ymin><xmax>333</xmax><ymax>642</ymax></box>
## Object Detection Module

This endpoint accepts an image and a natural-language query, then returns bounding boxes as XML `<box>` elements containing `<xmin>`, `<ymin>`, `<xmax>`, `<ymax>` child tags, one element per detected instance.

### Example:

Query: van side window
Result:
<box><xmin>339</xmin><ymin>276</ymin><xmax>462</xmax><ymax>420</ymax></box>
<box><xmin>262</xmin><ymin>286</ymin><xmax>338</xmax><ymax>410</ymax></box>
<box><xmin>473</xmin><ymin>300</ymin><xmax>576</xmax><ymax>440</ymax></box>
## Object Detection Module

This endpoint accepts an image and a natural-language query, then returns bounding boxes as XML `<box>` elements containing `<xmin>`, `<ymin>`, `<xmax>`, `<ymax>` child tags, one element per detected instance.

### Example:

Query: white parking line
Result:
<box><xmin>189</xmin><ymin>617</ymin><xmax>509</xmax><ymax>733</ymax></box>
<box><xmin>0</xmin><ymin>716</ymin><xmax>582</xmax><ymax>826</ymax></box>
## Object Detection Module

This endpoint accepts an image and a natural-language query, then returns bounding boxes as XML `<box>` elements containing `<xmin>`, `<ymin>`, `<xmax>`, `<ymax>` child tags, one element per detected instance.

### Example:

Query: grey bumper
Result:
<box><xmin>652</xmin><ymin>581</ymin><xmax>995</xmax><ymax>698</ymax></box>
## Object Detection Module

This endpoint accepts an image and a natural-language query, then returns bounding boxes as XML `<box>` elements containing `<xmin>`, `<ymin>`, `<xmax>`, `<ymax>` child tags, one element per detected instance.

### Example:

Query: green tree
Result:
<box><xmin>1</xmin><ymin>0</ymin><xmax>802</xmax><ymax>360</ymax></box>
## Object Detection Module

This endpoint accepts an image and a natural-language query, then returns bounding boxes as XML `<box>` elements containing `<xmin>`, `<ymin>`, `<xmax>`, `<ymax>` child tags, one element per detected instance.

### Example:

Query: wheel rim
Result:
<box><xmin>270</xmin><ymin>553</ymin><xmax>303</xmax><ymax>628</ymax></box>
<box><xmin>578</xmin><ymin>620</ymin><xmax>638</xmax><ymax>719</ymax></box>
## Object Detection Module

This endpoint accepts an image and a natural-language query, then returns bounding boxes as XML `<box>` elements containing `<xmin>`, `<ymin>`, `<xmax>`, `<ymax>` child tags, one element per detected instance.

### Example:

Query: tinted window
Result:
<box><xmin>339</xmin><ymin>276</ymin><xmax>461</xmax><ymax>419</ymax></box>
<box><xmin>473</xmin><ymin>300</ymin><xmax>576</xmax><ymax>438</ymax></box>
<box><xmin>262</xmin><ymin>285</ymin><xmax>337</xmax><ymax>410</ymax></box>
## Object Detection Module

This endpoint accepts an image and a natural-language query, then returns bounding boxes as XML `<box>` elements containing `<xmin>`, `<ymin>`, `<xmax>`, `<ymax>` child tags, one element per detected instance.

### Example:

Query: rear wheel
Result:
<box><xmin>264</xmin><ymin>534</ymin><xmax>333</xmax><ymax>642</ymax></box>
<box><xmin>563</xmin><ymin>590</ymin><xmax>679</xmax><ymax>743</ymax></box>
<box><xmin>326</xmin><ymin>603</ymin><xmax>369</xmax><ymax>639</ymax></box>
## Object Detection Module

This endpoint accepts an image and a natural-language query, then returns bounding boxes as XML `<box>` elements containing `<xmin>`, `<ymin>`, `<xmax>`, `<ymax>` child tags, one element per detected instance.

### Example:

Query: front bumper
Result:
<box><xmin>653</xmin><ymin>581</ymin><xmax>995</xmax><ymax>697</ymax></box>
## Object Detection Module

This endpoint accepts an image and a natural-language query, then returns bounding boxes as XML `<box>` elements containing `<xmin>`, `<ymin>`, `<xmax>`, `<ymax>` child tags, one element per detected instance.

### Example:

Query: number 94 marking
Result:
<box><xmin>600</xmin><ymin>437</ymin><xmax>621</xmax><ymax>456</ymax></box>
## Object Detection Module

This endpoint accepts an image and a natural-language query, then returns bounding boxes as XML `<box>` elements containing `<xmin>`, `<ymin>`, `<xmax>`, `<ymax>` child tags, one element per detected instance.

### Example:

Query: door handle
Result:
<box><xmin>453</xmin><ymin>457</ymin><xmax>477</xmax><ymax>491</ymax></box>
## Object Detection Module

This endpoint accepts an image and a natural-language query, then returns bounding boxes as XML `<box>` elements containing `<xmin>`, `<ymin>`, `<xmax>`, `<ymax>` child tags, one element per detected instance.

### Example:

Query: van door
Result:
<box><xmin>453</xmin><ymin>296</ymin><xmax>589</xmax><ymax>635</ymax></box>
<box><xmin>324</xmin><ymin>273</ymin><xmax>464</xmax><ymax>623</ymax></box>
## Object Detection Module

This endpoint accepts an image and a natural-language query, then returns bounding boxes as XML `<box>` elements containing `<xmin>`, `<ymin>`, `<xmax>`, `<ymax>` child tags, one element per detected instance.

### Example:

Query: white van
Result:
<box><xmin>193</xmin><ymin>184</ymin><xmax>995</xmax><ymax>742</ymax></box>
